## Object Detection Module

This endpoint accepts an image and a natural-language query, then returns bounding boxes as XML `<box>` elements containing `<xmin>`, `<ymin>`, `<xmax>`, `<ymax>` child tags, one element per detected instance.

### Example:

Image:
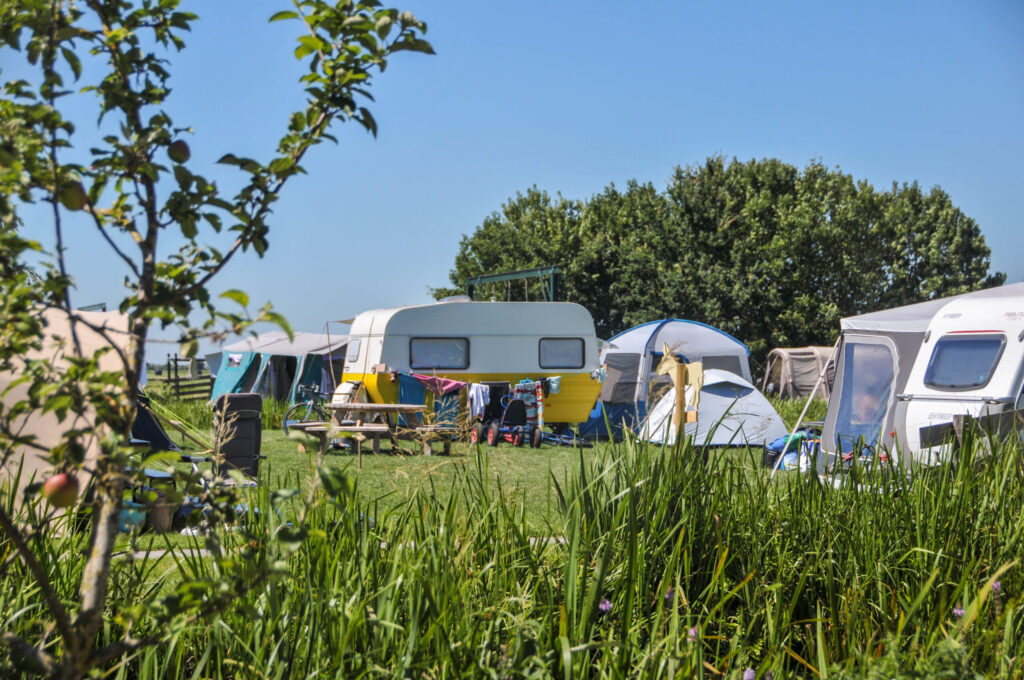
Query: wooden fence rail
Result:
<box><xmin>151</xmin><ymin>354</ymin><xmax>213</xmax><ymax>401</ymax></box>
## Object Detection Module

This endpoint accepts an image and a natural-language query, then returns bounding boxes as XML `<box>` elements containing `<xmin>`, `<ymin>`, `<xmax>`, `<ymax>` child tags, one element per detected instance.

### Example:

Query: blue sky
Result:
<box><xmin>12</xmin><ymin>1</ymin><xmax>1024</xmax><ymax>354</ymax></box>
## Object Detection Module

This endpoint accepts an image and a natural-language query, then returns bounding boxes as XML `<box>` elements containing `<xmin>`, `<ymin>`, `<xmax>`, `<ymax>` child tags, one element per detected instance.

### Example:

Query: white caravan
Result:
<box><xmin>900</xmin><ymin>288</ymin><xmax>1024</xmax><ymax>464</ymax></box>
<box><xmin>340</xmin><ymin>300</ymin><xmax>603</xmax><ymax>424</ymax></box>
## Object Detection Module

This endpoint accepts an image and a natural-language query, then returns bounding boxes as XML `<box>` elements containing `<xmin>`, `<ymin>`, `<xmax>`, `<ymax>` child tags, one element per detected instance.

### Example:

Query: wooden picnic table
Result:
<box><xmin>295</xmin><ymin>402</ymin><xmax>456</xmax><ymax>467</ymax></box>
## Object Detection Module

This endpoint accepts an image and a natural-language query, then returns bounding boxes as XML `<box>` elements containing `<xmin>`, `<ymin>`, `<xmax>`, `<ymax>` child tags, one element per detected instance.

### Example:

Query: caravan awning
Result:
<box><xmin>221</xmin><ymin>331</ymin><xmax>348</xmax><ymax>357</ymax></box>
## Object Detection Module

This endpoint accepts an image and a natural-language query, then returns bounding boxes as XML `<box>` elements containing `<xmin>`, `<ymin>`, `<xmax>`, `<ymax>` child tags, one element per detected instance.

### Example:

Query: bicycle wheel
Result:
<box><xmin>283</xmin><ymin>402</ymin><xmax>328</xmax><ymax>436</ymax></box>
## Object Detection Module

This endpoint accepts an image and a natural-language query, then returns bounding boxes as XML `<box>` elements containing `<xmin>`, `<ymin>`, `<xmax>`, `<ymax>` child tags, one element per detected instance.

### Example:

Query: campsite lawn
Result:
<box><xmin>121</xmin><ymin>397</ymin><xmax>827</xmax><ymax>550</ymax></box>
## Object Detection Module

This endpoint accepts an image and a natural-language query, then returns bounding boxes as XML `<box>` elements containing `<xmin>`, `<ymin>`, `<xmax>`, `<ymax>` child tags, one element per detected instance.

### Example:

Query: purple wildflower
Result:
<box><xmin>598</xmin><ymin>598</ymin><xmax>612</xmax><ymax>613</ymax></box>
<box><xmin>992</xmin><ymin>580</ymin><xmax>1002</xmax><ymax>594</ymax></box>
<box><xmin>687</xmin><ymin>626</ymin><xmax>698</xmax><ymax>642</ymax></box>
<box><xmin>743</xmin><ymin>669</ymin><xmax>756</xmax><ymax>680</ymax></box>
<box><xmin>953</xmin><ymin>607</ymin><xmax>965</xmax><ymax>618</ymax></box>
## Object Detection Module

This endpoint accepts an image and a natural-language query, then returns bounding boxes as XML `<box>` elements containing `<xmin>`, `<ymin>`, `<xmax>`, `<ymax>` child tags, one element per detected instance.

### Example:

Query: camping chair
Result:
<box><xmin>179</xmin><ymin>392</ymin><xmax>264</xmax><ymax>479</ymax></box>
<box><xmin>211</xmin><ymin>392</ymin><xmax>264</xmax><ymax>478</ymax></box>
<box><xmin>175</xmin><ymin>393</ymin><xmax>265</xmax><ymax>530</ymax></box>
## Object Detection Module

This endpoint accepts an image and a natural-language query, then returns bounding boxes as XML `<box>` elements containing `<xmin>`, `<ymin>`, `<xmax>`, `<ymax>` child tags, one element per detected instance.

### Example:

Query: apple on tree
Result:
<box><xmin>43</xmin><ymin>472</ymin><xmax>79</xmax><ymax>508</ymax></box>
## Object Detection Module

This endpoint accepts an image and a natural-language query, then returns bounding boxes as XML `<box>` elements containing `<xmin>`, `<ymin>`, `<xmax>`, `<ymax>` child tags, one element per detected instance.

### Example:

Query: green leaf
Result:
<box><xmin>277</xmin><ymin>525</ymin><xmax>307</xmax><ymax>552</ymax></box>
<box><xmin>392</xmin><ymin>38</ymin><xmax>435</xmax><ymax>55</ymax></box>
<box><xmin>318</xmin><ymin>465</ymin><xmax>354</xmax><ymax>498</ymax></box>
<box><xmin>60</xmin><ymin>47</ymin><xmax>81</xmax><ymax>80</ymax></box>
<box><xmin>220</xmin><ymin>289</ymin><xmax>249</xmax><ymax>308</ymax></box>
<box><xmin>268</xmin><ymin>10</ymin><xmax>299</xmax><ymax>23</ymax></box>
<box><xmin>270</xmin><ymin>488</ymin><xmax>300</xmax><ymax>505</ymax></box>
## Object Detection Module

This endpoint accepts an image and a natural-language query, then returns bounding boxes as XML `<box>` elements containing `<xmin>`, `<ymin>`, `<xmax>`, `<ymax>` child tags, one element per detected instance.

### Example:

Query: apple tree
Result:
<box><xmin>0</xmin><ymin>1</ymin><xmax>432</xmax><ymax>677</ymax></box>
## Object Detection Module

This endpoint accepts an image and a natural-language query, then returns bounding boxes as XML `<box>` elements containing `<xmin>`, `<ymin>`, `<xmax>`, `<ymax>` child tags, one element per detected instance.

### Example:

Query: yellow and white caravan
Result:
<box><xmin>340</xmin><ymin>300</ymin><xmax>603</xmax><ymax>424</ymax></box>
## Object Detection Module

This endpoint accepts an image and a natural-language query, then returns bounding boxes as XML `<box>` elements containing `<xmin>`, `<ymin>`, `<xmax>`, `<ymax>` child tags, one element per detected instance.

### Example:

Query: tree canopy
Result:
<box><xmin>434</xmin><ymin>157</ymin><xmax>1005</xmax><ymax>359</ymax></box>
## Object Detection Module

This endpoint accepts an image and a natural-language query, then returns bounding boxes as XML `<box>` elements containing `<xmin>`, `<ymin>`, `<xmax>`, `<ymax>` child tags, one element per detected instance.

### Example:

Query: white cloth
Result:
<box><xmin>468</xmin><ymin>383</ymin><xmax>490</xmax><ymax>419</ymax></box>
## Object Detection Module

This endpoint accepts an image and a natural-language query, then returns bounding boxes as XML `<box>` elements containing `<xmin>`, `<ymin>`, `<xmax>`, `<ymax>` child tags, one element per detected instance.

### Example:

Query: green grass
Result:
<box><xmin>9</xmin><ymin>397</ymin><xmax>1018</xmax><ymax>678</ymax></box>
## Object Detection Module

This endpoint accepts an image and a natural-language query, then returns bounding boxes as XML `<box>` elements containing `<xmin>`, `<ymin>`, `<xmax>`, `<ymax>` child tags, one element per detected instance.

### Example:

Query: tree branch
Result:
<box><xmin>0</xmin><ymin>631</ymin><xmax>58</xmax><ymax>677</ymax></box>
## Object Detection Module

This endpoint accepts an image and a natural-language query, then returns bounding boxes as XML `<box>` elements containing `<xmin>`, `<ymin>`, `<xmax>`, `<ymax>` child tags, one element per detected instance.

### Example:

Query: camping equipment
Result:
<box><xmin>207</xmin><ymin>330</ymin><xmax>348</xmax><ymax>404</ymax></box>
<box><xmin>339</xmin><ymin>300</ymin><xmax>602</xmax><ymax>426</ymax></box>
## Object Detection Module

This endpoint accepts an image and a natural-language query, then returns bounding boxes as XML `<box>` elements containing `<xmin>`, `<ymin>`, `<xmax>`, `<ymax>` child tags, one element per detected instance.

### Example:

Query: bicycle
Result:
<box><xmin>283</xmin><ymin>384</ymin><xmax>330</xmax><ymax>436</ymax></box>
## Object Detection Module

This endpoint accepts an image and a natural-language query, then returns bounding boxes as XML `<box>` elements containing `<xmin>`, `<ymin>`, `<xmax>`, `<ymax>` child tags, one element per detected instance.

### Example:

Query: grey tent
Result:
<box><xmin>207</xmin><ymin>330</ymin><xmax>348</xmax><ymax>404</ymax></box>
<box><xmin>762</xmin><ymin>347</ymin><xmax>835</xmax><ymax>400</ymax></box>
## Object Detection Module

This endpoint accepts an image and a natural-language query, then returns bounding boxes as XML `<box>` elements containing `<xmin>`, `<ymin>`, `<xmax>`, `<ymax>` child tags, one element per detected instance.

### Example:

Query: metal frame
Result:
<box><xmin>465</xmin><ymin>266</ymin><xmax>561</xmax><ymax>302</ymax></box>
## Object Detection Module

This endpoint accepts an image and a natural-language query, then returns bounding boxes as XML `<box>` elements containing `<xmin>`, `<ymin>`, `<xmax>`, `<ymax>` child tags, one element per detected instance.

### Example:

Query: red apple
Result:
<box><xmin>43</xmin><ymin>472</ymin><xmax>79</xmax><ymax>508</ymax></box>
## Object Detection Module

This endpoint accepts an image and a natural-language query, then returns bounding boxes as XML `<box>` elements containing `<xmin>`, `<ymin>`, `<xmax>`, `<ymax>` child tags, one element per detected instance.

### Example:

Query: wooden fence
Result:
<box><xmin>152</xmin><ymin>354</ymin><xmax>213</xmax><ymax>401</ymax></box>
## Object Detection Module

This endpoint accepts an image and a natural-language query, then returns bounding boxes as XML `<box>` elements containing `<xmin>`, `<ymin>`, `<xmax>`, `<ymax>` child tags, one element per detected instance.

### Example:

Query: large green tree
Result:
<box><xmin>436</xmin><ymin>156</ymin><xmax>1005</xmax><ymax>359</ymax></box>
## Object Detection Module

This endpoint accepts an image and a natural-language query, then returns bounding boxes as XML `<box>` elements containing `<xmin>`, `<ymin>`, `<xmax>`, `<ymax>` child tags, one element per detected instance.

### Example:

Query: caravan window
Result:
<box><xmin>925</xmin><ymin>334</ymin><xmax>1005</xmax><ymax>391</ymax></box>
<box><xmin>346</xmin><ymin>338</ymin><xmax>361</xmax><ymax>363</ymax></box>
<box><xmin>539</xmin><ymin>338</ymin><xmax>584</xmax><ymax>369</ymax></box>
<box><xmin>410</xmin><ymin>337</ymin><xmax>469</xmax><ymax>370</ymax></box>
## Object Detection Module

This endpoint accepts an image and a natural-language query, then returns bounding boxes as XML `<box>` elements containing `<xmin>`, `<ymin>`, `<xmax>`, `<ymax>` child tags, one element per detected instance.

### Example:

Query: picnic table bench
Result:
<box><xmin>293</xmin><ymin>402</ymin><xmax>458</xmax><ymax>466</ymax></box>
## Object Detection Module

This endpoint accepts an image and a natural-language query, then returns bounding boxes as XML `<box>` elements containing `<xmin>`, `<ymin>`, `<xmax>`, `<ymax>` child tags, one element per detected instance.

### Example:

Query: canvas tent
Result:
<box><xmin>0</xmin><ymin>308</ymin><xmax>129</xmax><ymax>515</ymax></box>
<box><xmin>639</xmin><ymin>369</ymin><xmax>788</xmax><ymax>447</ymax></box>
<box><xmin>762</xmin><ymin>347</ymin><xmax>835</xmax><ymax>400</ymax></box>
<box><xmin>819</xmin><ymin>282</ymin><xmax>1024</xmax><ymax>467</ymax></box>
<box><xmin>579</xmin><ymin>319</ymin><xmax>752</xmax><ymax>438</ymax></box>
<box><xmin>207</xmin><ymin>330</ymin><xmax>348</xmax><ymax>404</ymax></box>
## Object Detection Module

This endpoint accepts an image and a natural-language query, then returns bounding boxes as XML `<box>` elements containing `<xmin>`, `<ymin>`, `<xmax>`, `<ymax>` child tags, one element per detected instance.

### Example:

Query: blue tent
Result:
<box><xmin>206</xmin><ymin>330</ymin><xmax>348</xmax><ymax>404</ymax></box>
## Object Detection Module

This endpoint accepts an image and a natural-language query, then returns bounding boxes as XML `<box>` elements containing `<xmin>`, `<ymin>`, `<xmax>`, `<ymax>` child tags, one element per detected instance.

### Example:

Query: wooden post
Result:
<box><xmin>672</xmin><ymin>363</ymin><xmax>686</xmax><ymax>427</ymax></box>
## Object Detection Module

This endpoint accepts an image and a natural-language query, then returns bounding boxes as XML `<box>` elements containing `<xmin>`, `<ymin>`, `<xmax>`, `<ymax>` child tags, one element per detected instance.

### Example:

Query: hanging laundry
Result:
<box><xmin>411</xmin><ymin>373</ymin><xmax>467</xmax><ymax>395</ymax></box>
<box><xmin>514</xmin><ymin>380</ymin><xmax>539</xmax><ymax>424</ymax></box>
<box><xmin>468</xmin><ymin>383</ymin><xmax>490</xmax><ymax>420</ymax></box>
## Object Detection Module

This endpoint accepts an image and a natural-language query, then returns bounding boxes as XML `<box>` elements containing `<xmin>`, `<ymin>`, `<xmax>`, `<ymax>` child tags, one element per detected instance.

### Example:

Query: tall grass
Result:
<box><xmin>3</xmin><ymin>424</ymin><xmax>1021</xmax><ymax>677</ymax></box>
<box><xmin>146</xmin><ymin>388</ymin><xmax>291</xmax><ymax>433</ymax></box>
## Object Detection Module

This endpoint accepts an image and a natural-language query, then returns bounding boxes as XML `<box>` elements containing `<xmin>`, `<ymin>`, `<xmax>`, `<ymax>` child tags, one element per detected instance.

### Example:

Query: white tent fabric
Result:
<box><xmin>220</xmin><ymin>330</ymin><xmax>346</xmax><ymax>357</ymax></box>
<box><xmin>639</xmin><ymin>369</ymin><xmax>787</xmax><ymax>447</ymax></box>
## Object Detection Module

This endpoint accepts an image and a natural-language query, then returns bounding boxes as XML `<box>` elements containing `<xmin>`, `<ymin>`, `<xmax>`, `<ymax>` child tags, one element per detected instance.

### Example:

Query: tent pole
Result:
<box><xmin>325</xmin><ymin>321</ymin><xmax>338</xmax><ymax>396</ymax></box>
<box><xmin>770</xmin><ymin>337</ymin><xmax>840</xmax><ymax>479</ymax></box>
